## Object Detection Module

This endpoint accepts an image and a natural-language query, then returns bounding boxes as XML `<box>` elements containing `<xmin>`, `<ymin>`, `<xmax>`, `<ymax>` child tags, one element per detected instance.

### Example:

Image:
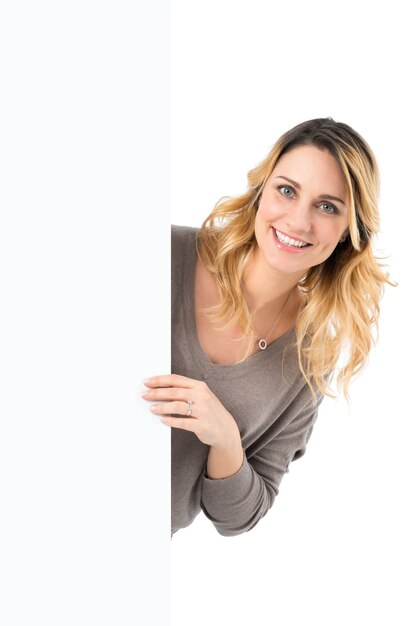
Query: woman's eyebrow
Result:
<box><xmin>274</xmin><ymin>175</ymin><xmax>346</xmax><ymax>205</ymax></box>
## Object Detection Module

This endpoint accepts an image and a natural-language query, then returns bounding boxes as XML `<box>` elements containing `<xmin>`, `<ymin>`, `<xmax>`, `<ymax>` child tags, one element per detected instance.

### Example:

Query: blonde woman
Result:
<box><xmin>142</xmin><ymin>118</ymin><xmax>392</xmax><ymax>537</ymax></box>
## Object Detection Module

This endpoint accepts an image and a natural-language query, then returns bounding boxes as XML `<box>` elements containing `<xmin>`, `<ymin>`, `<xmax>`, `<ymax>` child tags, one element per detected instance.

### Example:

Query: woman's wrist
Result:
<box><xmin>206</xmin><ymin>434</ymin><xmax>244</xmax><ymax>480</ymax></box>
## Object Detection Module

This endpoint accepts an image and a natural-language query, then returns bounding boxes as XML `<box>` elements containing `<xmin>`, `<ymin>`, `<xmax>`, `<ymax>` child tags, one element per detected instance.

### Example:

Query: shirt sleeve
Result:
<box><xmin>200</xmin><ymin>388</ymin><xmax>323</xmax><ymax>536</ymax></box>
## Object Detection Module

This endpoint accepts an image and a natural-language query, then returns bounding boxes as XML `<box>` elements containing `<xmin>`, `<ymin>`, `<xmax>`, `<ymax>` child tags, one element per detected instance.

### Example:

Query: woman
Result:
<box><xmin>142</xmin><ymin>118</ymin><xmax>392</xmax><ymax>537</ymax></box>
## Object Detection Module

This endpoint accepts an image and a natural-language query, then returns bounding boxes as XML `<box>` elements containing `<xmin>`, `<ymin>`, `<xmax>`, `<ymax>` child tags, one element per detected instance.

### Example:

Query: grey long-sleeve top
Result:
<box><xmin>171</xmin><ymin>225</ymin><xmax>323</xmax><ymax>537</ymax></box>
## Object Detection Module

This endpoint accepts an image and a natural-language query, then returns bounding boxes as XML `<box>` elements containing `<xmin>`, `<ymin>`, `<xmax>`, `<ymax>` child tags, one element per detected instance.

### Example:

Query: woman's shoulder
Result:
<box><xmin>171</xmin><ymin>224</ymin><xmax>199</xmax><ymax>266</ymax></box>
<box><xmin>171</xmin><ymin>223</ymin><xmax>198</xmax><ymax>243</ymax></box>
<box><xmin>171</xmin><ymin>224</ymin><xmax>199</xmax><ymax>286</ymax></box>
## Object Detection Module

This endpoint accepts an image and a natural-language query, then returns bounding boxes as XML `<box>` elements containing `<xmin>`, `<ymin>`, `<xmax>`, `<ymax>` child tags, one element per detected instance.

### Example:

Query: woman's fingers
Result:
<box><xmin>150</xmin><ymin>401</ymin><xmax>193</xmax><ymax>416</ymax></box>
<box><xmin>142</xmin><ymin>376</ymin><xmax>238</xmax><ymax>447</ymax></box>
<box><xmin>142</xmin><ymin>387</ymin><xmax>194</xmax><ymax>402</ymax></box>
<box><xmin>159</xmin><ymin>416</ymin><xmax>198</xmax><ymax>432</ymax></box>
<box><xmin>143</xmin><ymin>374</ymin><xmax>196</xmax><ymax>389</ymax></box>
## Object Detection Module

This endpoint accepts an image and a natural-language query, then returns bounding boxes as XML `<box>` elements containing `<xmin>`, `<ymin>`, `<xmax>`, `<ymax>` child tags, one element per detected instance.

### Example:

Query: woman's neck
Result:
<box><xmin>242</xmin><ymin>246</ymin><xmax>305</xmax><ymax>315</ymax></box>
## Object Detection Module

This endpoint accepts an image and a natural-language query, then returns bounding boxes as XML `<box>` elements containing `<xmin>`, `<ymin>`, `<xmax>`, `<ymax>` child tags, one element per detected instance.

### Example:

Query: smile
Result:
<box><xmin>273</xmin><ymin>228</ymin><xmax>311</xmax><ymax>248</ymax></box>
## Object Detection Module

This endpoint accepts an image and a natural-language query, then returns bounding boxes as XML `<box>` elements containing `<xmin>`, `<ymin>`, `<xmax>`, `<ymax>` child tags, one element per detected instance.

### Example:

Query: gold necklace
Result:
<box><xmin>256</xmin><ymin>287</ymin><xmax>294</xmax><ymax>350</ymax></box>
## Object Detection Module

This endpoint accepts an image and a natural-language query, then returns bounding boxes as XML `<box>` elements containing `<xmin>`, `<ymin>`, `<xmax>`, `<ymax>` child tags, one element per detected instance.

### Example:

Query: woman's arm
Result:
<box><xmin>201</xmin><ymin>397</ymin><xmax>320</xmax><ymax>536</ymax></box>
<box><xmin>206</xmin><ymin>435</ymin><xmax>244</xmax><ymax>479</ymax></box>
<box><xmin>143</xmin><ymin>373</ymin><xmax>322</xmax><ymax>536</ymax></box>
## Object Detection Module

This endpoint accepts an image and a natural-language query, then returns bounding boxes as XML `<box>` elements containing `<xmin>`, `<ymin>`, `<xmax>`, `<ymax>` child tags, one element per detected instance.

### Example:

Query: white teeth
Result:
<box><xmin>274</xmin><ymin>229</ymin><xmax>308</xmax><ymax>248</ymax></box>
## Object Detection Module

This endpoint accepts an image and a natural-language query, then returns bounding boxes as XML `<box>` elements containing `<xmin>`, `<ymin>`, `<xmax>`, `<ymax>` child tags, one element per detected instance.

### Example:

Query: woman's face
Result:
<box><xmin>254</xmin><ymin>145</ymin><xmax>350</xmax><ymax>279</ymax></box>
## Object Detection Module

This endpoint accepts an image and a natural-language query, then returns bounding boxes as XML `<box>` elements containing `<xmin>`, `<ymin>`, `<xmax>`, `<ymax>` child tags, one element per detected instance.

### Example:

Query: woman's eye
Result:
<box><xmin>320</xmin><ymin>202</ymin><xmax>338</xmax><ymax>214</ymax></box>
<box><xmin>278</xmin><ymin>185</ymin><xmax>294</xmax><ymax>197</ymax></box>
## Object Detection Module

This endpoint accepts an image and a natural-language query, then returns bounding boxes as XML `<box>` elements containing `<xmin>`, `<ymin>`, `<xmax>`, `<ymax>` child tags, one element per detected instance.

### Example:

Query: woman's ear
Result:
<box><xmin>339</xmin><ymin>229</ymin><xmax>349</xmax><ymax>243</ymax></box>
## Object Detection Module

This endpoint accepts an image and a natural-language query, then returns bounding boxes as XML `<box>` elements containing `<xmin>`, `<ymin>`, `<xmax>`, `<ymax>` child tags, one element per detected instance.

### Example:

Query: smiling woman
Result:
<box><xmin>255</xmin><ymin>146</ymin><xmax>349</xmax><ymax>273</ymax></box>
<box><xmin>143</xmin><ymin>117</ymin><xmax>393</xmax><ymax>537</ymax></box>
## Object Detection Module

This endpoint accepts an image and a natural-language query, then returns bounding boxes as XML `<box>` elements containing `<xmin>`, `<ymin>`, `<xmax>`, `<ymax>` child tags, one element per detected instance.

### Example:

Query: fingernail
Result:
<box><xmin>149</xmin><ymin>405</ymin><xmax>157</xmax><ymax>412</ymax></box>
<box><xmin>140</xmin><ymin>390</ymin><xmax>149</xmax><ymax>397</ymax></box>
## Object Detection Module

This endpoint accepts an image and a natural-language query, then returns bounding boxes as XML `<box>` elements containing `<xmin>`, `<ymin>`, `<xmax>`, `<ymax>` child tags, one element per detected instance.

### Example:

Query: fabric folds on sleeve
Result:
<box><xmin>200</xmin><ymin>390</ymin><xmax>322</xmax><ymax>536</ymax></box>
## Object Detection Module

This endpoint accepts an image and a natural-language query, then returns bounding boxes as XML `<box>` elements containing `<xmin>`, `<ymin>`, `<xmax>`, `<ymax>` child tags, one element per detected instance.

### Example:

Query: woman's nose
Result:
<box><xmin>285</xmin><ymin>202</ymin><xmax>312</xmax><ymax>234</ymax></box>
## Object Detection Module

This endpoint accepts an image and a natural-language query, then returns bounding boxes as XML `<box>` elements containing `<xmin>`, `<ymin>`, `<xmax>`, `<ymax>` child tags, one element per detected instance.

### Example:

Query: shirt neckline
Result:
<box><xmin>181</xmin><ymin>227</ymin><xmax>297</xmax><ymax>376</ymax></box>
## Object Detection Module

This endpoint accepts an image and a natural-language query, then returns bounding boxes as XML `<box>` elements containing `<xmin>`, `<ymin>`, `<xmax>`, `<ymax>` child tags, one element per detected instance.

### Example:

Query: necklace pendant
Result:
<box><xmin>258</xmin><ymin>338</ymin><xmax>267</xmax><ymax>350</ymax></box>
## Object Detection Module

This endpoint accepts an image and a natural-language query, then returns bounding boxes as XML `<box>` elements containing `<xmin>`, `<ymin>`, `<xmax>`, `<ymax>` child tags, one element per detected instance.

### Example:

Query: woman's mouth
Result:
<box><xmin>272</xmin><ymin>228</ymin><xmax>312</xmax><ymax>251</ymax></box>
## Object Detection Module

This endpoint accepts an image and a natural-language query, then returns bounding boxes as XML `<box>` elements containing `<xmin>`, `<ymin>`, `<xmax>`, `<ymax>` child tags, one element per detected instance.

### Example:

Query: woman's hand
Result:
<box><xmin>141</xmin><ymin>374</ymin><xmax>241</xmax><ymax>451</ymax></box>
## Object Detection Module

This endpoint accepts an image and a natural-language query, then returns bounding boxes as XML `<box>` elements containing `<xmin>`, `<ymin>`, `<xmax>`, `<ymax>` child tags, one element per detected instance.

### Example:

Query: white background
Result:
<box><xmin>171</xmin><ymin>2</ymin><xmax>415</xmax><ymax>625</ymax></box>
<box><xmin>1</xmin><ymin>3</ymin><xmax>414</xmax><ymax>625</ymax></box>
<box><xmin>0</xmin><ymin>2</ymin><xmax>170</xmax><ymax>625</ymax></box>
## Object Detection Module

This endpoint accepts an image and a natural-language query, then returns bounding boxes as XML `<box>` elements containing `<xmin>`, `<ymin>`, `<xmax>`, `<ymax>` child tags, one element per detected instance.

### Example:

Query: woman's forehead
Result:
<box><xmin>271</xmin><ymin>146</ymin><xmax>347</xmax><ymax>196</ymax></box>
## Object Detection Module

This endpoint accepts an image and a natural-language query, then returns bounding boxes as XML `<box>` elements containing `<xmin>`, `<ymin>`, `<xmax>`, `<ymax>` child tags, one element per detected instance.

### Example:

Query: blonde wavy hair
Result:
<box><xmin>196</xmin><ymin>117</ymin><xmax>394</xmax><ymax>399</ymax></box>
